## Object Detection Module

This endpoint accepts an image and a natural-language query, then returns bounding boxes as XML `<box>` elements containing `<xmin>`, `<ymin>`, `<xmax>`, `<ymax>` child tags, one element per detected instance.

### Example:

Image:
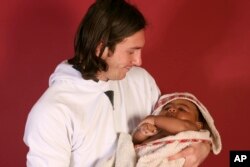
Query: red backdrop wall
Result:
<box><xmin>1</xmin><ymin>0</ymin><xmax>250</xmax><ymax>166</ymax></box>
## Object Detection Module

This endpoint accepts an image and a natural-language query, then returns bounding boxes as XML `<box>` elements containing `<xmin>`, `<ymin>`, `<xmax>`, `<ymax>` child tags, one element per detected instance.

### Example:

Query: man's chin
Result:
<box><xmin>110</xmin><ymin>73</ymin><xmax>126</xmax><ymax>81</ymax></box>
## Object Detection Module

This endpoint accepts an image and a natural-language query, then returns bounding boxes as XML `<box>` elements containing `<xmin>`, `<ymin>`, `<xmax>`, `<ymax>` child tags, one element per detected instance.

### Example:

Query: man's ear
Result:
<box><xmin>196</xmin><ymin>121</ymin><xmax>203</xmax><ymax>130</ymax></box>
<box><xmin>96</xmin><ymin>42</ymin><xmax>103</xmax><ymax>56</ymax></box>
<box><xmin>96</xmin><ymin>41</ymin><xmax>108</xmax><ymax>58</ymax></box>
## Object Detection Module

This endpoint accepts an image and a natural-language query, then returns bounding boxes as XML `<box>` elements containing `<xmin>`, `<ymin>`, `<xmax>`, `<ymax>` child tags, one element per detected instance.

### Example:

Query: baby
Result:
<box><xmin>132</xmin><ymin>92</ymin><xmax>222</xmax><ymax>167</ymax></box>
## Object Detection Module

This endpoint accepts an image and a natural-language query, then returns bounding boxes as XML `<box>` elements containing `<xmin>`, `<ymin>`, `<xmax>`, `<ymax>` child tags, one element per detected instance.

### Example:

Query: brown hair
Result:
<box><xmin>68</xmin><ymin>0</ymin><xmax>147</xmax><ymax>80</ymax></box>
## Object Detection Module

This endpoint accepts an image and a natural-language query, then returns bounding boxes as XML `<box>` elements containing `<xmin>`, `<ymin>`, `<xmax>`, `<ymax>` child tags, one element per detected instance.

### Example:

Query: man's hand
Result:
<box><xmin>168</xmin><ymin>142</ymin><xmax>211</xmax><ymax>167</ymax></box>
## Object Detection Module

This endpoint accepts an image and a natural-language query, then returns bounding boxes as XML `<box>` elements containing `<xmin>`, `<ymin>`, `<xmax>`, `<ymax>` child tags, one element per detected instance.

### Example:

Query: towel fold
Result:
<box><xmin>95</xmin><ymin>132</ymin><xmax>136</xmax><ymax>167</ymax></box>
<box><xmin>135</xmin><ymin>130</ymin><xmax>211</xmax><ymax>167</ymax></box>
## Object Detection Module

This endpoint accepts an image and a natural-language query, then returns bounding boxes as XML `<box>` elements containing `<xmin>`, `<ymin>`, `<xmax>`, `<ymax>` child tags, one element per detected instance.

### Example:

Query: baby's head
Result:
<box><xmin>159</xmin><ymin>99</ymin><xmax>206</xmax><ymax>130</ymax></box>
<box><xmin>153</xmin><ymin>92</ymin><xmax>222</xmax><ymax>154</ymax></box>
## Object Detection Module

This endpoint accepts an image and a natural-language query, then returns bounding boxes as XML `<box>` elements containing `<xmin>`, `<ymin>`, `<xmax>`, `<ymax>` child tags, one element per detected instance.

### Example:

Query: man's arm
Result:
<box><xmin>24</xmin><ymin>105</ymin><xmax>72</xmax><ymax>167</ymax></box>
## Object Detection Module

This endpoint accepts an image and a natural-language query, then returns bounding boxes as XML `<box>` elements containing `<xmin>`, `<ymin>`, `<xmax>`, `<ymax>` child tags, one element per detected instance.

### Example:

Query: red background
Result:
<box><xmin>1</xmin><ymin>0</ymin><xmax>250</xmax><ymax>166</ymax></box>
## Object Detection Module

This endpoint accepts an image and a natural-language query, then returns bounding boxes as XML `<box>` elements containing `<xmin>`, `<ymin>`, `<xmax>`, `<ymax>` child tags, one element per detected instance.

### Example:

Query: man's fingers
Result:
<box><xmin>168</xmin><ymin>142</ymin><xmax>210</xmax><ymax>167</ymax></box>
<box><xmin>168</xmin><ymin>146</ymin><xmax>194</xmax><ymax>160</ymax></box>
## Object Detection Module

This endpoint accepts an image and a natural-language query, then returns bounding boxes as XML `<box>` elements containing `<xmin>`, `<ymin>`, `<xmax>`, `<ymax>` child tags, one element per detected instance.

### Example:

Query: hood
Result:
<box><xmin>49</xmin><ymin>60</ymin><xmax>111</xmax><ymax>92</ymax></box>
<box><xmin>153</xmin><ymin>92</ymin><xmax>222</xmax><ymax>155</ymax></box>
<box><xmin>49</xmin><ymin>60</ymin><xmax>82</xmax><ymax>86</ymax></box>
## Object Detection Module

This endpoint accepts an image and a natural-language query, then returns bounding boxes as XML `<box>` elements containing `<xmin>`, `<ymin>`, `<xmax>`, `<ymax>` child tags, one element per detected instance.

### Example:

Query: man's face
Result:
<box><xmin>97</xmin><ymin>29</ymin><xmax>145</xmax><ymax>80</ymax></box>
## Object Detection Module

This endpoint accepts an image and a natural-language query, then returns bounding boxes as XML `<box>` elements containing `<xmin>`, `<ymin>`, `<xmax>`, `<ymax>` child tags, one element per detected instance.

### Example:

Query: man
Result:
<box><xmin>24</xmin><ymin>0</ymin><xmax>211</xmax><ymax>166</ymax></box>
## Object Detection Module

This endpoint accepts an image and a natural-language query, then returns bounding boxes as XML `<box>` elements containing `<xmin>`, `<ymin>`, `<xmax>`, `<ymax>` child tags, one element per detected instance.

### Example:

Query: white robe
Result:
<box><xmin>23</xmin><ymin>61</ymin><xmax>160</xmax><ymax>167</ymax></box>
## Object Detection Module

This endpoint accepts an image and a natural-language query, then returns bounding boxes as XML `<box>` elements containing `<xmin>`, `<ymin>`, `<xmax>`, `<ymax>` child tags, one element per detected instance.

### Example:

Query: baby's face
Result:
<box><xmin>159</xmin><ymin>99</ymin><xmax>199</xmax><ymax>123</ymax></box>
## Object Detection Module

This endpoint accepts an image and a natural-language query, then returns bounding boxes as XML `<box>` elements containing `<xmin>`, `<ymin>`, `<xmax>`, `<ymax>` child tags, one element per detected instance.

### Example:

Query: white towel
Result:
<box><xmin>135</xmin><ymin>130</ymin><xmax>211</xmax><ymax>167</ymax></box>
<box><xmin>152</xmin><ymin>92</ymin><xmax>222</xmax><ymax>154</ymax></box>
<box><xmin>95</xmin><ymin>132</ymin><xmax>136</xmax><ymax>167</ymax></box>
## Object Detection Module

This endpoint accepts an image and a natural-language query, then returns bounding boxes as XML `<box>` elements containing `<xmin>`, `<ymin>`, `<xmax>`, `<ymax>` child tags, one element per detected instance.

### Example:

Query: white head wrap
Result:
<box><xmin>153</xmin><ymin>92</ymin><xmax>222</xmax><ymax>154</ymax></box>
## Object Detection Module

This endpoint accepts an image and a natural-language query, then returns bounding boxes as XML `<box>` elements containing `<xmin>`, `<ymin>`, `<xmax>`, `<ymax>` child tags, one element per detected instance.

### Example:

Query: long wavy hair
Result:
<box><xmin>68</xmin><ymin>0</ymin><xmax>147</xmax><ymax>80</ymax></box>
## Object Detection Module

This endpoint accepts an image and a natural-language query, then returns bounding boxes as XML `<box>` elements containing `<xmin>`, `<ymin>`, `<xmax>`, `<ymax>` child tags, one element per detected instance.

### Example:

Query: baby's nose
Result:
<box><xmin>167</xmin><ymin>108</ymin><xmax>177</xmax><ymax>116</ymax></box>
<box><xmin>168</xmin><ymin>108</ymin><xmax>176</xmax><ymax>113</ymax></box>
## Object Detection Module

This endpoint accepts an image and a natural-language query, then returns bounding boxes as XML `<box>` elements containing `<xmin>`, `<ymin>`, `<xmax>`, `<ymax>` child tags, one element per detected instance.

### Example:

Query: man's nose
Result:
<box><xmin>132</xmin><ymin>51</ymin><xmax>142</xmax><ymax>66</ymax></box>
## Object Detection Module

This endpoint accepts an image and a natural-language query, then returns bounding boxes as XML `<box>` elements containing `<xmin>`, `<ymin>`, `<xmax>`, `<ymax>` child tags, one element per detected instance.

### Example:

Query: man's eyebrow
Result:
<box><xmin>129</xmin><ymin>46</ymin><xmax>143</xmax><ymax>50</ymax></box>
